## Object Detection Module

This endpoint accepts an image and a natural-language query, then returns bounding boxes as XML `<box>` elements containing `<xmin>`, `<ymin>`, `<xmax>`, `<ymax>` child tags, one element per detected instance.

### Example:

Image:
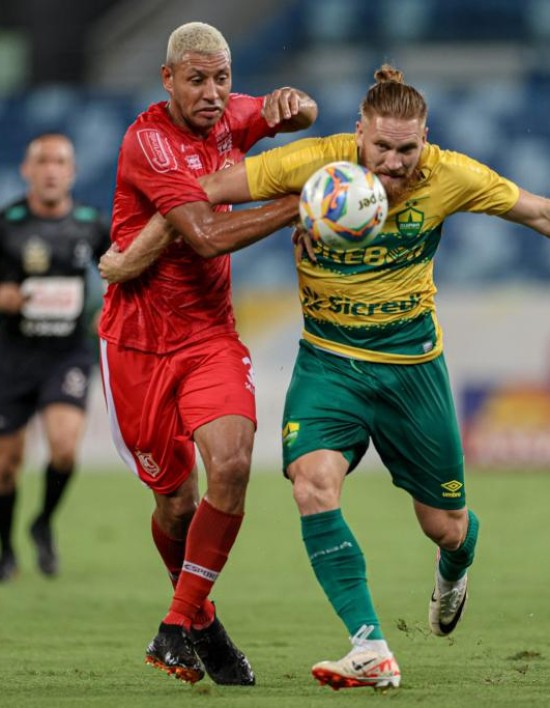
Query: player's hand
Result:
<box><xmin>98</xmin><ymin>243</ymin><xmax>133</xmax><ymax>284</ymax></box>
<box><xmin>0</xmin><ymin>282</ymin><xmax>27</xmax><ymax>313</ymax></box>
<box><xmin>262</xmin><ymin>87</ymin><xmax>306</xmax><ymax>127</ymax></box>
<box><xmin>292</xmin><ymin>226</ymin><xmax>317</xmax><ymax>265</ymax></box>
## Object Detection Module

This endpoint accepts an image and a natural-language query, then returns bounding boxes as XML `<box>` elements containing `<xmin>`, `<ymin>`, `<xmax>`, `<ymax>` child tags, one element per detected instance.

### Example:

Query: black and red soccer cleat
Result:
<box><xmin>188</xmin><ymin>617</ymin><xmax>255</xmax><ymax>685</ymax></box>
<box><xmin>145</xmin><ymin>622</ymin><xmax>205</xmax><ymax>683</ymax></box>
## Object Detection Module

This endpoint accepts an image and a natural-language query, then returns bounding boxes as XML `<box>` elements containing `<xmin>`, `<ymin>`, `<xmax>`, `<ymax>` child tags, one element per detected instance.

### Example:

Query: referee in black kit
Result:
<box><xmin>0</xmin><ymin>133</ymin><xmax>110</xmax><ymax>581</ymax></box>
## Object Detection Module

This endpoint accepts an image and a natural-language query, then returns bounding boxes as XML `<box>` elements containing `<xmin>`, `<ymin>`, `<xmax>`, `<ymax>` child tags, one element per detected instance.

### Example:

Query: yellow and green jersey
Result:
<box><xmin>245</xmin><ymin>134</ymin><xmax>519</xmax><ymax>364</ymax></box>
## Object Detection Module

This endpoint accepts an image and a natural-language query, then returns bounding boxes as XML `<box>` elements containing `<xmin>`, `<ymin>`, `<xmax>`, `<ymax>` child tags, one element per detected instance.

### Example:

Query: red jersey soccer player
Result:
<box><xmin>98</xmin><ymin>22</ymin><xmax>317</xmax><ymax>685</ymax></box>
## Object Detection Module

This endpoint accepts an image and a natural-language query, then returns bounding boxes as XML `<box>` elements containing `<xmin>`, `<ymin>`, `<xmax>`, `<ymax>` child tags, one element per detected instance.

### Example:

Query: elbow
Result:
<box><xmin>196</xmin><ymin>244</ymin><xmax>224</xmax><ymax>259</ymax></box>
<box><xmin>281</xmin><ymin>107</ymin><xmax>318</xmax><ymax>132</ymax></box>
<box><xmin>188</xmin><ymin>234</ymin><xmax>225</xmax><ymax>259</ymax></box>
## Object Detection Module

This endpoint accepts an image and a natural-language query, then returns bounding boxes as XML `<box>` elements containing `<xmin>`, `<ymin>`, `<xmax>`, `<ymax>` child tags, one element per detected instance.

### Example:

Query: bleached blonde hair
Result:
<box><xmin>166</xmin><ymin>22</ymin><xmax>231</xmax><ymax>64</ymax></box>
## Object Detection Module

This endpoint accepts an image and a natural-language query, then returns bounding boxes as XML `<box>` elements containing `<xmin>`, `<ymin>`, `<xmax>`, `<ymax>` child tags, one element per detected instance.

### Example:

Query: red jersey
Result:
<box><xmin>99</xmin><ymin>96</ymin><xmax>278</xmax><ymax>353</ymax></box>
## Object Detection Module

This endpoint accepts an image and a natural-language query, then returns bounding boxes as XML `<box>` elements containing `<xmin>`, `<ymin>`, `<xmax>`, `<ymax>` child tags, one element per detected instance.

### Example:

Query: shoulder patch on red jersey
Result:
<box><xmin>137</xmin><ymin>129</ymin><xmax>178</xmax><ymax>173</ymax></box>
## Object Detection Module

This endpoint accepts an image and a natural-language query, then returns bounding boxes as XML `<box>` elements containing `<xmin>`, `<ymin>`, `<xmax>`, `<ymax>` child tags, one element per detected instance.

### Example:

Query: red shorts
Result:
<box><xmin>99</xmin><ymin>334</ymin><xmax>256</xmax><ymax>494</ymax></box>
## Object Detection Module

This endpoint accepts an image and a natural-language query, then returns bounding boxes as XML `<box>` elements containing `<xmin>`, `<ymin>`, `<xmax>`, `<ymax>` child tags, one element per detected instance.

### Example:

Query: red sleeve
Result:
<box><xmin>226</xmin><ymin>94</ymin><xmax>279</xmax><ymax>153</ymax></box>
<box><xmin>121</xmin><ymin>126</ymin><xmax>209</xmax><ymax>216</ymax></box>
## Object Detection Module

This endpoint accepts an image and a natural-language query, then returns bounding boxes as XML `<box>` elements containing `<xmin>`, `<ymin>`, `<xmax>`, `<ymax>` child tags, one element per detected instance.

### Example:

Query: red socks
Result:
<box><xmin>151</xmin><ymin>515</ymin><xmax>185</xmax><ymax>588</ymax></box>
<box><xmin>163</xmin><ymin>498</ymin><xmax>243</xmax><ymax>628</ymax></box>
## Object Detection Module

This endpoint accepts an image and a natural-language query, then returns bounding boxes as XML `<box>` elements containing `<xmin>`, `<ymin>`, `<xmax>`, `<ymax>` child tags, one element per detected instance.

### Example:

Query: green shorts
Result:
<box><xmin>282</xmin><ymin>341</ymin><xmax>466</xmax><ymax>510</ymax></box>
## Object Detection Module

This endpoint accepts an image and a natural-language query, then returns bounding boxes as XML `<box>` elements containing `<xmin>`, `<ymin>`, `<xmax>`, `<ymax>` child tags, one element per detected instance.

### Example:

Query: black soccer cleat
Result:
<box><xmin>188</xmin><ymin>617</ymin><xmax>255</xmax><ymax>685</ymax></box>
<box><xmin>145</xmin><ymin>622</ymin><xmax>205</xmax><ymax>683</ymax></box>
<box><xmin>0</xmin><ymin>550</ymin><xmax>18</xmax><ymax>582</ymax></box>
<box><xmin>29</xmin><ymin>518</ymin><xmax>59</xmax><ymax>577</ymax></box>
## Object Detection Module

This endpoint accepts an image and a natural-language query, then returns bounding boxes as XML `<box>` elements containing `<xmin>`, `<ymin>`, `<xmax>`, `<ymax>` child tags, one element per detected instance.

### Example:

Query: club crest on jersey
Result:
<box><xmin>135</xmin><ymin>450</ymin><xmax>161</xmax><ymax>477</ymax></box>
<box><xmin>396</xmin><ymin>206</ymin><xmax>424</xmax><ymax>238</ymax></box>
<box><xmin>137</xmin><ymin>130</ymin><xmax>177</xmax><ymax>173</ymax></box>
<box><xmin>23</xmin><ymin>236</ymin><xmax>51</xmax><ymax>274</ymax></box>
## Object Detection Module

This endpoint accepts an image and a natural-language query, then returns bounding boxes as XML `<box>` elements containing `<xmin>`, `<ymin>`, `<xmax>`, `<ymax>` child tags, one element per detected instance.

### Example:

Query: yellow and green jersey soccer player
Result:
<box><xmin>98</xmin><ymin>65</ymin><xmax>550</xmax><ymax>690</ymax></box>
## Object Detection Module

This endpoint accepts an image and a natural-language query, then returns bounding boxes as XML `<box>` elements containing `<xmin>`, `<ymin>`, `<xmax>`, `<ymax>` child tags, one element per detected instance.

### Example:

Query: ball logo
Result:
<box><xmin>299</xmin><ymin>161</ymin><xmax>388</xmax><ymax>251</ymax></box>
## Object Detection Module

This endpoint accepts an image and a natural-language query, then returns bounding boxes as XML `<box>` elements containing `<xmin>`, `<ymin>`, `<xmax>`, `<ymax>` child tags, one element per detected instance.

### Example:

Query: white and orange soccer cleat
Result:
<box><xmin>312</xmin><ymin>646</ymin><xmax>401</xmax><ymax>690</ymax></box>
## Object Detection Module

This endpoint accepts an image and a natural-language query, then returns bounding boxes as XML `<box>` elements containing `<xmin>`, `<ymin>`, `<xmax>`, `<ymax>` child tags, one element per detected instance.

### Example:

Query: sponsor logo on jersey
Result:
<box><xmin>302</xmin><ymin>286</ymin><xmax>323</xmax><ymax>311</ymax></box>
<box><xmin>135</xmin><ymin>450</ymin><xmax>161</xmax><ymax>477</ymax></box>
<box><xmin>185</xmin><ymin>154</ymin><xmax>203</xmax><ymax>170</ymax></box>
<box><xmin>312</xmin><ymin>238</ymin><xmax>428</xmax><ymax>266</ymax></box>
<box><xmin>20</xmin><ymin>320</ymin><xmax>76</xmax><ymax>337</ymax></box>
<box><xmin>216</xmin><ymin>130</ymin><xmax>232</xmax><ymax>154</ymax></box>
<box><xmin>21</xmin><ymin>277</ymin><xmax>84</xmax><ymax>320</ymax></box>
<box><xmin>137</xmin><ymin>129</ymin><xmax>178</xmax><ymax>173</ymax></box>
<box><xmin>396</xmin><ymin>206</ymin><xmax>424</xmax><ymax>238</ymax></box>
<box><xmin>301</xmin><ymin>286</ymin><xmax>421</xmax><ymax>318</ymax></box>
<box><xmin>441</xmin><ymin>480</ymin><xmax>463</xmax><ymax>498</ymax></box>
<box><xmin>282</xmin><ymin>421</ymin><xmax>300</xmax><ymax>446</ymax></box>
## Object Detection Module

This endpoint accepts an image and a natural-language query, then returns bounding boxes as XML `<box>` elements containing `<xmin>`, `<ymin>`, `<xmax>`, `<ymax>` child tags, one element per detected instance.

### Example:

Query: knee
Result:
<box><xmin>292</xmin><ymin>474</ymin><xmax>325</xmax><ymax>510</ymax></box>
<box><xmin>290</xmin><ymin>465</ymin><xmax>340</xmax><ymax>515</ymax></box>
<box><xmin>422</xmin><ymin>514</ymin><xmax>468</xmax><ymax>550</ymax></box>
<box><xmin>205</xmin><ymin>448</ymin><xmax>252</xmax><ymax>512</ymax></box>
<box><xmin>49</xmin><ymin>439</ymin><xmax>78</xmax><ymax>472</ymax></box>
<box><xmin>154</xmin><ymin>473</ymin><xmax>201</xmax><ymax>537</ymax></box>
<box><xmin>208</xmin><ymin>448</ymin><xmax>251</xmax><ymax>492</ymax></box>
<box><xmin>156</xmin><ymin>496</ymin><xmax>198</xmax><ymax>533</ymax></box>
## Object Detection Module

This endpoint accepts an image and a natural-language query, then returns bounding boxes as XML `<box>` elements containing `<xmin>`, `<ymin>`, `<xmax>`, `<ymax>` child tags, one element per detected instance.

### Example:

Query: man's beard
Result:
<box><xmin>380</xmin><ymin>168</ymin><xmax>422</xmax><ymax>206</ymax></box>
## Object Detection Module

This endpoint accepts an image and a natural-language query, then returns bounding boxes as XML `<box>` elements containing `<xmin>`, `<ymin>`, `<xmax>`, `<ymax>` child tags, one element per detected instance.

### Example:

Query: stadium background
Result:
<box><xmin>1</xmin><ymin>0</ymin><xmax>550</xmax><ymax>471</ymax></box>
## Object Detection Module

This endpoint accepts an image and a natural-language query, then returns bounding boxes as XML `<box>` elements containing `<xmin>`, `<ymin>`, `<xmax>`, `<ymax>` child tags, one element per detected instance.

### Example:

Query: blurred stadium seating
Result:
<box><xmin>2</xmin><ymin>0</ymin><xmax>550</xmax><ymax>469</ymax></box>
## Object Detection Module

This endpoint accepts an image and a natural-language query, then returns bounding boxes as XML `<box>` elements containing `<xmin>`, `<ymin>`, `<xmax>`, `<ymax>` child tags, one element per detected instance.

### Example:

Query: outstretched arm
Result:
<box><xmin>98</xmin><ymin>87</ymin><xmax>316</xmax><ymax>284</ymax></box>
<box><xmin>99</xmin><ymin>193</ymin><xmax>299</xmax><ymax>283</ymax></box>
<box><xmin>502</xmin><ymin>188</ymin><xmax>550</xmax><ymax>237</ymax></box>
<box><xmin>99</xmin><ymin>161</ymin><xmax>265</xmax><ymax>283</ymax></box>
<box><xmin>200</xmin><ymin>162</ymin><xmax>252</xmax><ymax>205</ymax></box>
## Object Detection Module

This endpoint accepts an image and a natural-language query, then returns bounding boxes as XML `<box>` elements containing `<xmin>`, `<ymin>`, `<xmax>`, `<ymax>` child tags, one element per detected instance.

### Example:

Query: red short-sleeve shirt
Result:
<box><xmin>99</xmin><ymin>97</ymin><xmax>277</xmax><ymax>353</ymax></box>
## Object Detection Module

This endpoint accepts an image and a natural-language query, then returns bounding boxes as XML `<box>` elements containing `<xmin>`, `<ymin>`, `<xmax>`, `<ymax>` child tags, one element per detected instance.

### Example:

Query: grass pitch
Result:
<box><xmin>1</xmin><ymin>467</ymin><xmax>549</xmax><ymax>707</ymax></box>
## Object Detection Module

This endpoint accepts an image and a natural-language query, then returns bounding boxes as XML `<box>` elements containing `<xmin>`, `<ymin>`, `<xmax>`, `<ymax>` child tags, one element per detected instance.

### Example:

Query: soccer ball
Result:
<box><xmin>299</xmin><ymin>161</ymin><xmax>388</xmax><ymax>250</ymax></box>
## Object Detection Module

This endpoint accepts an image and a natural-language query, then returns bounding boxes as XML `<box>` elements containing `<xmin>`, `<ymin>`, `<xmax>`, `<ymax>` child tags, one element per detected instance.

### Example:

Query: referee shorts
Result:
<box><xmin>0</xmin><ymin>339</ymin><xmax>93</xmax><ymax>435</ymax></box>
